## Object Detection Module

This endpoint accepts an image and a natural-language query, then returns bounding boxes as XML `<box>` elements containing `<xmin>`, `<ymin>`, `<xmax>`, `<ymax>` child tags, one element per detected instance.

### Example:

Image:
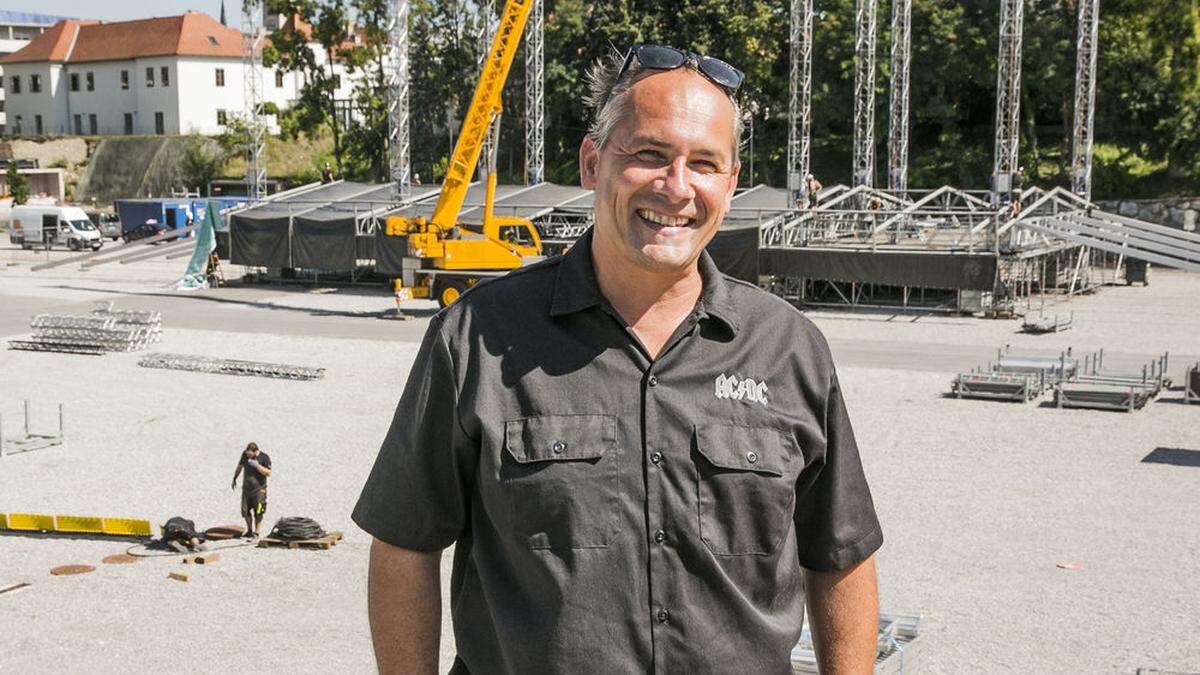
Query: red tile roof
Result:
<box><xmin>0</xmin><ymin>12</ymin><xmax>244</xmax><ymax>65</ymax></box>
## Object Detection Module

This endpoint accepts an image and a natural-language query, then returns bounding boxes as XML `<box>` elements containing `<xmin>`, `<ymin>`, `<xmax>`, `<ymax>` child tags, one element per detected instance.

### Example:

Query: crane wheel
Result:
<box><xmin>434</xmin><ymin>279</ymin><xmax>468</xmax><ymax>309</ymax></box>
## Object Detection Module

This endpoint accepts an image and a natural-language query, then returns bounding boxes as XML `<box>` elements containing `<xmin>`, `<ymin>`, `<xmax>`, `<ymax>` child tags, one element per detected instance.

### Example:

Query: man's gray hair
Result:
<box><xmin>584</xmin><ymin>48</ymin><xmax>744</xmax><ymax>158</ymax></box>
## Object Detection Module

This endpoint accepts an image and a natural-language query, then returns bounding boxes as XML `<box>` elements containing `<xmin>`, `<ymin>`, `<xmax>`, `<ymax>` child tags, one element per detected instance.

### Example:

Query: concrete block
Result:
<box><xmin>168</xmin><ymin>571</ymin><xmax>191</xmax><ymax>583</ymax></box>
<box><xmin>182</xmin><ymin>553</ymin><xmax>220</xmax><ymax>565</ymax></box>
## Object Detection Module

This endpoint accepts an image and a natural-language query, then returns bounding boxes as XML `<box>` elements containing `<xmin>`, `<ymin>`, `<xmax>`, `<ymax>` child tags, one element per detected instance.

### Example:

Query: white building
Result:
<box><xmin>0</xmin><ymin>11</ymin><xmax>362</xmax><ymax>137</ymax></box>
<box><xmin>0</xmin><ymin>11</ymin><xmax>73</xmax><ymax>135</ymax></box>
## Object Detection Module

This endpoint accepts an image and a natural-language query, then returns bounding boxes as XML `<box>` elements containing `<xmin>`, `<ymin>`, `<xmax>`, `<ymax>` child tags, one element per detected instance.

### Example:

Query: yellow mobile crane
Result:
<box><xmin>385</xmin><ymin>0</ymin><xmax>542</xmax><ymax>308</ymax></box>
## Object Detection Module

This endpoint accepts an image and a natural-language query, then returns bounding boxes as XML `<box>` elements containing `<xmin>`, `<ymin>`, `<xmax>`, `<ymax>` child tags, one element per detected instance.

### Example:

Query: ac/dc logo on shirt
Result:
<box><xmin>714</xmin><ymin>373</ymin><xmax>770</xmax><ymax>405</ymax></box>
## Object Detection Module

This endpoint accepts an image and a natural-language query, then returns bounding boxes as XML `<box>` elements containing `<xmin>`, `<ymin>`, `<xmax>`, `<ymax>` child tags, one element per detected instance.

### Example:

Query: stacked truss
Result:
<box><xmin>524</xmin><ymin>0</ymin><xmax>545</xmax><ymax>185</ymax></box>
<box><xmin>992</xmin><ymin>0</ymin><xmax>1025</xmax><ymax>200</ymax></box>
<box><xmin>10</xmin><ymin>305</ymin><xmax>163</xmax><ymax>355</ymax></box>
<box><xmin>1070</xmin><ymin>0</ymin><xmax>1100</xmax><ymax>199</ymax></box>
<box><xmin>388</xmin><ymin>0</ymin><xmax>412</xmax><ymax>197</ymax></box>
<box><xmin>138</xmin><ymin>353</ymin><xmax>325</xmax><ymax>381</ymax></box>
<box><xmin>787</xmin><ymin>0</ymin><xmax>814</xmax><ymax>209</ymax></box>
<box><xmin>243</xmin><ymin>1</ymin><xmax>268</xmax><ymax>200</ymax></box>
<box><xmin>887</xmin><ymin>0</ymin><xmax>912</xmax><ymax>192</ymax></box>
<box><xmin>851</xmin><ymin>0</ymin><xmax>879</xmax><ymax>188</ymax></box>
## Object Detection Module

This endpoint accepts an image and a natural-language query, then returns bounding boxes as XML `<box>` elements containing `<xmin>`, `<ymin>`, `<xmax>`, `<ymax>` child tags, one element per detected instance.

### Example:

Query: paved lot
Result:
<box><xmin>1</xmin><ymin>242</ymin><xmax>1197</xmax><ymax>673</ymax></box>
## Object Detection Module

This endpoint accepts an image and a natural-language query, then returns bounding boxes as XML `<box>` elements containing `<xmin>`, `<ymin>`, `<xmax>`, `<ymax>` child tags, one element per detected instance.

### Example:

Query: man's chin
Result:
<box><xmin>633</xmin><ymin>244</ymin><xmax>699</xmax><ymax>273</ymax></box>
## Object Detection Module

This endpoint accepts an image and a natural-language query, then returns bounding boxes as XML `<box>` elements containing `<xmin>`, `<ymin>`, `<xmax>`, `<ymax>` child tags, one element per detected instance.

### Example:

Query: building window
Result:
<box><xmin>14</xmin><ymin>115</ymin><xmax>23</xmax><ymax>134</ymax></box>
<box><xmin>161</xmin><ymin>66</ymin><xmax>169</xmax><ymax>87</ymax></box>
<box><xmin>217</xmin><ymin>109</ymin><xmax>227</xmax><ymax>126</ymax></box>
<box><xmin>10</xmin><ymin>76</ymin><xmax>19</xmax><ymax>94</ymax></box>
<box><xmin>146</xmin><ymin>67</ymin><xmax>155</xmax><ymax>87</ymax></box>
<box><xmin>154</xmin><ymin>112</ymin><xmax>164</xmax><ymax>134</ymax></box>
<box><xmin>30</xmin><ymin>74</ymin><xmax>41</xmax><ymax>93</ymax></box>
<box><xmin>89</xmin><ymin>114</ymin><xmax>97</xmax><ymax>135</ymax></box>
<box><xmin>74</xmin><ymin>114</ymin><xmax>83</xmax><ymax>135</ymax></box>
<box><xmin>275</xmin><ymin>71</ymin><xmax>284</xmax><ymax>87</ymax></box>
<box><xmin>215</xmin><ymin>68</ymin><xmax>225</xmax><ymax>87</ymax></box>
<box><xmin>70</xmin><ymin>73</ymin><xmax>80</xmax><ymax>91</ymax></box>
<box><xmin>121</xmin><ymin>70</ymin><xmax>129</xmax><ymax>90</ymax></box>
<box><xmin>35</xmin><ymin>115</ymin><xmax>43</xmax><ymax>135</ymax></box>
<box><xmin>124</xmin><ymin>113</ymin><xmax>133</xmax><ymax>135</ymax></box>
<box><xmin>86</xmin><ymin>72</ymin><xmax>94</xmax><ymax>91</ymax></box>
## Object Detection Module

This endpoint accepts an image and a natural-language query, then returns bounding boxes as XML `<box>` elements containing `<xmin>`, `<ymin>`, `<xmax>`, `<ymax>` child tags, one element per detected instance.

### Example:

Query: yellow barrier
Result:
<box><xmin>7</xmin><ymin>513</ymin><xmax>55</xmax><ymax>531</ymax></box>
<box><xmin>101</xmin><ymin>518</ymin><xmax>153</xmax><ymax>537</ymax></box>
<box><xmin>0</xmin><ymin>513</ymin><xmax>7</xmax><ymax>529</ymax></box>
<box><xmin>55</xmin><ymin>515</ymin><xmax>104</xmax><ymax>534</ymax></box>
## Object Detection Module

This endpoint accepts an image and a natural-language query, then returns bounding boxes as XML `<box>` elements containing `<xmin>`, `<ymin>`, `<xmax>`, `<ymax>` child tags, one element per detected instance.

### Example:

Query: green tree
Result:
<box><xmin>6</xmin><ymin>162</ymin><xmax>29</xmax><ymax>205</ymax></box>
<box><xmin>263</xmin><ymin>0</ymin><xmax>353</xmax><ymax>173</ymax></box>
<box><xmin>180</xmin><ymin>135</ymin><xmax>231</xmax><ymax>194</ymax></box>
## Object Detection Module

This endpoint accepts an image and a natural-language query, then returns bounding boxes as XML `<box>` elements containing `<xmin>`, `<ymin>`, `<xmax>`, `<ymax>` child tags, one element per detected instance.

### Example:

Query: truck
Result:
<box><xmin>8</xmin><ymin>205</ymin><xmax>104</xmax><ymax>251</ymax></box>
<box><xmin>384</xmin><ymin>0</ymin><xmax>543</xmax><ymax>308</ymax></box>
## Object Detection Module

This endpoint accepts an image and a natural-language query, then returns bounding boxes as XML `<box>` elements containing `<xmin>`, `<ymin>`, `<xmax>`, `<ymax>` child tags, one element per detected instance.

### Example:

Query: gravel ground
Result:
<box><xmin>1</xmin><ymin>242</ymin><xmax>1198</xmax><ymax>673</ymax></box>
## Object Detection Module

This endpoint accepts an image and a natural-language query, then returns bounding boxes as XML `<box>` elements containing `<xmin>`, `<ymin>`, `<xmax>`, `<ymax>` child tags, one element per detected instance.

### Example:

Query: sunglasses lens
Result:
<box><xmin>698</xmin><ymin>56</ymin><xmax>744</xmax><ymax>90</ymax></box>
<box><xmin>636</xmin><ymin>45</ymin><xmax>687</xmax><ymax>70</ymax></box>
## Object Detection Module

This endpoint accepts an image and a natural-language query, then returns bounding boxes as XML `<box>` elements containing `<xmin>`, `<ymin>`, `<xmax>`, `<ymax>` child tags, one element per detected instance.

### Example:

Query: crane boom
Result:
<box><xmin>430</xmin><ymin>0</ymin><xmax>533</xmax><ymax>229</ymax></box>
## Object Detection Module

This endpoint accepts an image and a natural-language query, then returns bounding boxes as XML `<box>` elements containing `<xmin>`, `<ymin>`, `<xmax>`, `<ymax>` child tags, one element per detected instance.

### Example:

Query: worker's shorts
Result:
<box><xmin>241</xmin><ymin>488</ymin><xmax>268</xmax><ymax>518</ymax></box>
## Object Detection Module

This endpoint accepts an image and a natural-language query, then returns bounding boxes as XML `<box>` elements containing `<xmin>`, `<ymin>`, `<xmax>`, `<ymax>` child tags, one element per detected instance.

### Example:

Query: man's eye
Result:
<box><xmin>692</xmin><ymin>161</ymin><xmax>719</xmax><ymax>172</ymax></box>
<box><xmin>635</xmin><ymin>150</ymin><xmax>666</xmax><ymax>163</ymax></box>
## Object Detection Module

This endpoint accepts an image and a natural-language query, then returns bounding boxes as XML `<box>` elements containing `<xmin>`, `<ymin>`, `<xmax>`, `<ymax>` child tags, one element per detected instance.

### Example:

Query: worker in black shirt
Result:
<box><xmin>231</xmin><ymin>442</ymin><xmax>272</xmax><ymax>538</ymax></box>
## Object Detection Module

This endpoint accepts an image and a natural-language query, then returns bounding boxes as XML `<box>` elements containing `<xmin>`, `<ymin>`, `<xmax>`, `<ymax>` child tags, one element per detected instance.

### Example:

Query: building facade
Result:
<box><xmin>0</xmin><ymin>11</ymin><xmax>73</xmax><ymax>135</ymax></box>
<box><xmin>0</xmin><ymin>12</ymin><xmax>360</xmax><ymax>137</ymax></box>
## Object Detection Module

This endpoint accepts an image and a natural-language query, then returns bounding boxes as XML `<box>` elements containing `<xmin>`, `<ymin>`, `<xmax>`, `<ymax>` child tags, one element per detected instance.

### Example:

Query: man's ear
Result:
<box><xmin>579</xmin><ymin>136</ymin><xmax>599</xmax><ymax>189</ymax></box>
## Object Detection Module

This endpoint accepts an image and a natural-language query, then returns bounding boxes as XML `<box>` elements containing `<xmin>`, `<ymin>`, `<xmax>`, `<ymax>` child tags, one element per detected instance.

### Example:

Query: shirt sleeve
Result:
<box><xmin>352</xmin><ymin>316</ymin><xmax>476</xmax><ymax>551</ymax></box>
<box><xmin>793</xmin><ymin>370</ymin><xmax>883</xmax><ymax>572</ymax></box>
<box><xmin>259</xmin><ymin>454</ymin><xmax>271</xmax><ymax>470</ymax></box>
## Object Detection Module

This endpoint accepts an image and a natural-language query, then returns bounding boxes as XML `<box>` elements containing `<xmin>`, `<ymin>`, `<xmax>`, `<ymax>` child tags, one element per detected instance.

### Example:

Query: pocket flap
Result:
<box><xmin>505</xmin><ymin>414</ymin><xmax>616</xmax><ymax>464</ymax></box>
<box><xmin>695</xmin><ymin>424</ymin><xmax>788</xmax><ymax>476</ymax></box>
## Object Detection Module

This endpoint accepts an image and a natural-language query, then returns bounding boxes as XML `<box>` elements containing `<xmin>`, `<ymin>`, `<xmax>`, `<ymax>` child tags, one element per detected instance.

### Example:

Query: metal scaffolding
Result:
<box><xmin>787</xmin><ymin>0</ymin><xmax>814</xmax><ymax>209</ymax></box>
<box><xmin>524</xmin><ymin>0</ymin><xmax>545</xmax><ymax>185</ymax></box>
<box><xmin>388</xmin><ymin>0</ymin><xmax>412</xmax><ymax>197</ymax></box>
<box><xmin>243</xmin><ymin>1</ymin><xmax>267</xmax><ymax>200</ymax></box>
<box><xmin>477</xmin><ymin>0</ymin><xmax>498</xmax><ymax>182</ymax></box>
<box><xmin>852</xmin><ymin>0</ymin><xmax>879</xmax><ymax>188</ymax></box>
<box><xmin>992</xmin><ymin>0</ymin><xmax>1025</xmax><ymax>200</ymax></box>
<box><xmin>887</xmin><ymin>0</ymin><xmax>912</xmax><ymax>192</ymax></box>
<box><xmin>1070</xmin><ymin>0</ymin><xmax>1100</xmax><ymax>199</ymax></box>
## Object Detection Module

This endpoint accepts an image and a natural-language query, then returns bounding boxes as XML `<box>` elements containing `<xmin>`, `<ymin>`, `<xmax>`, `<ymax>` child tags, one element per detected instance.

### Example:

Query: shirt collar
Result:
<box><xmin>549</xmin><ymin>227</ymin><xmax>742</xmax><ymax>335</ymax></box>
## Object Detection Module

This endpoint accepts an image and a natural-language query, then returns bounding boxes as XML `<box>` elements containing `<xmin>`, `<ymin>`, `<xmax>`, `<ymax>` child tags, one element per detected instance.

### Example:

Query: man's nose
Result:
<box><xmin>656</xmin><ymin>156</ymin><xmax>696</xmax><ymax>202</ymax></box>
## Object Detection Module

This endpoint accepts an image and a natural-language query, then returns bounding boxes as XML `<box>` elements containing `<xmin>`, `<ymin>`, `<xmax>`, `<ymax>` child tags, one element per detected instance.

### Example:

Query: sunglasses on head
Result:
<box><xmin>604</xmin><ymin>44</ymin><xmax>745</xmax><ymax>107</ymax></box>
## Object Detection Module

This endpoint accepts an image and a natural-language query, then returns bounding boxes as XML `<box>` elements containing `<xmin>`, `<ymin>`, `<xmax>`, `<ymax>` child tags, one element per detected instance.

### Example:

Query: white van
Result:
<box><xmin>9</xmin><ymin>205</ymin><xmax>103</xmax><ymax>251</ymax></box>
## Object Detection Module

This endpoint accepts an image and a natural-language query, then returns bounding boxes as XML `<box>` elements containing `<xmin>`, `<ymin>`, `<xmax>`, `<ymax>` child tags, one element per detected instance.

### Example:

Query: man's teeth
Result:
<box><xmin>637</xmin><ymin>209</ymin><xmax>692</xmax><ymax>227</ymax></box>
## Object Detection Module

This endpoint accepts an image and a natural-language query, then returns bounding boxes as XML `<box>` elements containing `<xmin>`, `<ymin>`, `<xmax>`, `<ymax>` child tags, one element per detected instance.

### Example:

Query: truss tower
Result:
<box><xmin>243</xmin><ymin>1</ymin><xmax>267</xmax><ymax>199</ymax></box>
<box><xmin>787</xmin><ymin>0</ymin><xmax>814</xmax><ymax>209</ymax></box>
<box><xmin>887</xmin><ymin>0</ymin><xmax>912</xmax><ymax>192</ymax></box>
<box><xmin>851</xmin><ymin>0</ymin><xmax>878</xmax><ymax>188</ymax></box>
<box><xmin>992</xmin><ymin>0</ymin><xmax>1025</xmax><ymax>200</ymax></box>
<box><xmin>524</xmin><ymin>0</ymin><xmax>545</xmax><ymax>185</ymax></box>
<box><xmin>1070</xmin><ymin>0</ymin><xmax>1100</xmax><ymax>199</ymax></box>
<box><xmin>388</xmin><ymin>1</ymin><xmax>412</xmax><ymax>197</ymax></box>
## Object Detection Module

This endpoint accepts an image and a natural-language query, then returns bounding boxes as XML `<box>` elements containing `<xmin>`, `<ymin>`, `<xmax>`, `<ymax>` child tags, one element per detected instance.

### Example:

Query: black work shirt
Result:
<box><xmin>240</xmin><ymin>452</ymin><xmax>271</xmax><ymax>492</ymax></box>
<box><xmin>353</xmin><ymin>228</ymin><xmax>882</xmax><ymax>673</ymax></box>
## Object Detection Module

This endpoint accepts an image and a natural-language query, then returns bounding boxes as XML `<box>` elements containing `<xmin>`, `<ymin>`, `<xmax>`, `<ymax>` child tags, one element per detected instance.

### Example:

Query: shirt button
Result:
<box><xmin>552</xmin><ymin>440</ymin><xmax>567</xmax><ymax>454</ymax></box>
<box><xmin>746</xmin><ymin>451</ymin><xmax>758</xmax><ymax>464</ymax></box>
<box><xmin>654</xmin><ymin>529</ymin><xmax>666</xmax><ymax>543</ymax></box>
<box><xmin>647</xmin><ymin>375</ymin><xmax>659</xmax><ymax>387</ymax></box>
<box><xmin>656</xmin><ymin>609</ymin><xmax>670</xmax><ymax>624</ymax></box>
<box><xmin>650</xmin><ymin>452</ymin><xmax>663</xmax><ymax>464</ymax></box>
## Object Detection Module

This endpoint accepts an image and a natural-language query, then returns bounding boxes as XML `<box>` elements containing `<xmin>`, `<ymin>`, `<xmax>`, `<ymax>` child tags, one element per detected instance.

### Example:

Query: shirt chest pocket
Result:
<box><xmin>502</xmin><ymin>414</ymin><xmax>618</xmax><ymax>550</ymax></box>
<box><xmin>694</xmin><ymin>423</ymin><xmax>799</xmax><ymax>556</ymax></box>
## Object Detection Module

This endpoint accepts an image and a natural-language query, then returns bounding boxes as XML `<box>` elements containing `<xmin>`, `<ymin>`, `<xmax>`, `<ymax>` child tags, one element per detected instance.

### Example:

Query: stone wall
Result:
<box><xmin>1096</xmin><ymin>197</ymin><xmax>1199</xmax><ymax>232</ymax></box>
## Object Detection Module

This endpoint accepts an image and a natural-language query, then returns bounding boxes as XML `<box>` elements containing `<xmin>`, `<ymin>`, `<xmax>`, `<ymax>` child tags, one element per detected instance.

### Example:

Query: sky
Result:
<box><xmin>4</xmin><ymin>1</ymin><xmax>243</xmax><ymax>30</ymax></box>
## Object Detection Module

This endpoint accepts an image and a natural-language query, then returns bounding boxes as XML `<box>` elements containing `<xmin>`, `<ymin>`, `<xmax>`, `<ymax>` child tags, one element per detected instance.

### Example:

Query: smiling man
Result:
<box><xmin>354</xmin><ymin>46</ymin><xmax>882</xmax><ymax>674</ymax></box>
